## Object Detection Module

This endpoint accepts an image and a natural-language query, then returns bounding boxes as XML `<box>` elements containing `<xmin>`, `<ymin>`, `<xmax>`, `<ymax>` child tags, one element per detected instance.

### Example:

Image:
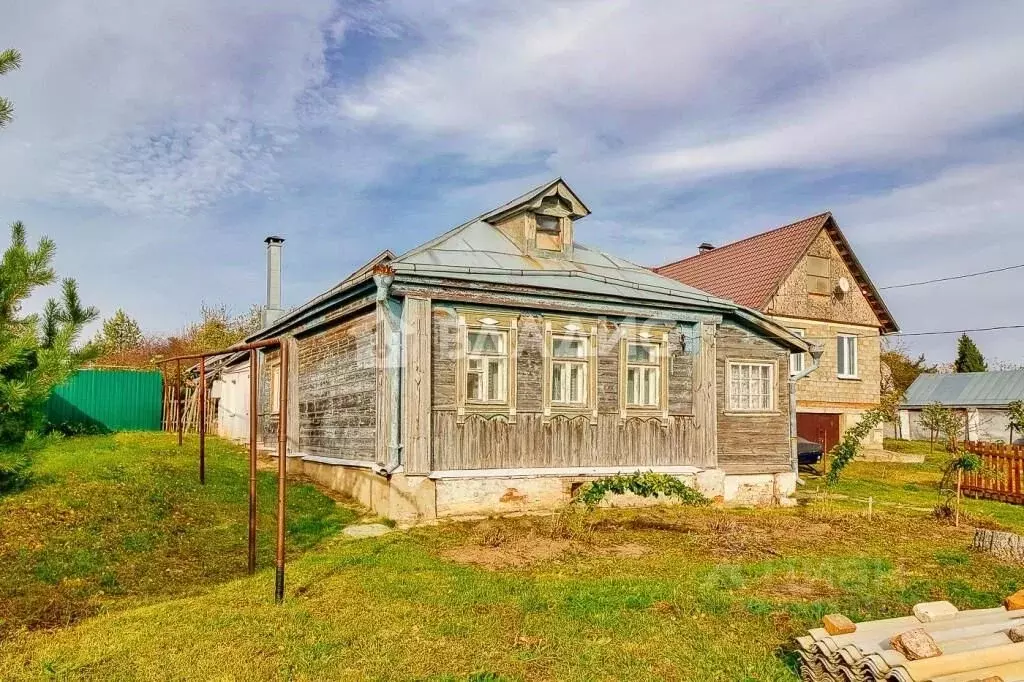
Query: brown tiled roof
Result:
<box><xmin>655</xmin><ymin>213</ymin><xmax>830</xmax><ymax>310</ymax></box>
<box><xmin>655</xmin><ymin>212</ymin><xmax>899</xmax><ymax>333</ymax></box>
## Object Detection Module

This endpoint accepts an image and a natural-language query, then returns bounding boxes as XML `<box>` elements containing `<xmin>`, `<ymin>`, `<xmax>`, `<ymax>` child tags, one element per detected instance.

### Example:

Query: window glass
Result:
<box><xmin>837</xmin><ymin>335</ymin><xmax>858</xmax><ymax>377</ymax></box>
<box><xmin>789</xmin><ymin>328</ymin><xmax>806</xmax><ymax>375</ymax></box>
<box><xmin>467</xmin><ymin>330</ymin><xmax>504</xmax><ymax>355</ymax></box>
<box><xmin>536</xmin><ymin>214</ymin><xmax>560</xmax><ymax>233</ymax></box>
<box><xmin>551</xmin><ymin>334</ymin><xmax>587</xmax><ymax>405</ymax></box>
<box><xmin>465</xmin><ymin>328</ymin><xmax>509</xmax><ymax>404</ymax></box>
<box><xmin>627</xmin><ymin>342</ymin><xmax>659</xmax><ymax>364</ymax></box>
<box><xmin>625</xmin><ymin>339</ymin><xmax>661</xmax><ymax>408</ymax></box>
<box><xmin>729</xmin><ymin>362</ymin><xmax>774</xmax><ymax>411</ymax></box>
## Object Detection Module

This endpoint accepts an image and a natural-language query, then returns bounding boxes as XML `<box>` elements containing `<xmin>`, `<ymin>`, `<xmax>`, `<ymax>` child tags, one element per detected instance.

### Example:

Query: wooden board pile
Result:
<box><xmin>796</xmin><ymin>592</ymin><xmax>1024</xmax><ymax>681</ymax></box>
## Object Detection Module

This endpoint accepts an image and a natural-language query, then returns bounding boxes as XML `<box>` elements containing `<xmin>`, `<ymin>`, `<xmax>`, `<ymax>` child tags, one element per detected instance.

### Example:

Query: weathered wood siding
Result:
<box><xmin>431</xmin><ymin>305</ymin><xmax>707</xmax><ymax>470</ymax></box>
<box><xmin>716</xmin><ymin>322</ymin><xmax>791</xmax><ymax>473</ymax></box>
<box><xmin>433</xmin><ymin>412</ymin><xmax>706</xmax><ymax>469</ymax></box>
<box><xmin>260</xmin><ymin>311</ymin><xmax>377</xmax><ymax>460</ymax></box>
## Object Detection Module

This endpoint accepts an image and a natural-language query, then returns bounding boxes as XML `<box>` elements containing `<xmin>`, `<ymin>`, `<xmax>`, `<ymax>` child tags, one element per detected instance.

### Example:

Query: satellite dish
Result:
<box><xmin>836</xmin><ymin>277</ymin><xmax>851</xmax><ymax>294</ymax></box>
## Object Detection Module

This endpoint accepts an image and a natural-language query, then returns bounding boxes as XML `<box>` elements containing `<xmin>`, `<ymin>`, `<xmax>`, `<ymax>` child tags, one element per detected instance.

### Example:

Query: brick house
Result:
<box><xmin>656</xmin><ymin>213</ymin><xmax>898</xmax><ymax>453</ymax></box>
<box><xmin>234</xmin><ymin>179</ymin><xmax>810</xmax><ymax>522</ymax></box>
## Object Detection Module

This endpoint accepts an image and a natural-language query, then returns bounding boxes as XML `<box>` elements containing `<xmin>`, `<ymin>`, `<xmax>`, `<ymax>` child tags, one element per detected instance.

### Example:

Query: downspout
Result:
<box><xmin>373</xmin><ymin>269</ymin><xmax>403</xmax><ymax>477</ymax></box>
<box><xmin>790</xmin><ymin>343</ymin><xmax>824</xmax><ymax>483</ymax></box>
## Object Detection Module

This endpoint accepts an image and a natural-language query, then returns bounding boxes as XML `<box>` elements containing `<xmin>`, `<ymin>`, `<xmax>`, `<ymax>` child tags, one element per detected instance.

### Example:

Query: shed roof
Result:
<box><xmin>903</xmin><ymin>370</ymin><xmax>1024</xmax><ymax>408</ymax></box>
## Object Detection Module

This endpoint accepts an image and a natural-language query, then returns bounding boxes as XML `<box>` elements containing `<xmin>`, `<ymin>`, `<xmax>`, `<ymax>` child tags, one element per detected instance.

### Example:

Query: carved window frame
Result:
<box><xmin>618</xmin><ymin>325</ymin><xmax>670</xmax><ymax>423</ymax></box>
<box><xmin>542</xmin><ymin>318</ymin><xmax>598</xmax><ymax>424</ymax></box>
<box><xmin>456</xmin><ymin>309</ymin><xmax>518</xmax><ymax>423</ymax></box>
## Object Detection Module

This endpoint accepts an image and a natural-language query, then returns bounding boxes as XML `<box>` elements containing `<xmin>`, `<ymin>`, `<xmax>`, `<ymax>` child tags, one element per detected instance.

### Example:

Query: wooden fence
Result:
<box><xmin>161</xmin><ymin>381</ymin><xmax>216</xmax><ymax>435</ymax></box>
<box><xmin>962</xmin><ymin>441</ymin><xmax>1024</xmax><ymax>504</ymax></box>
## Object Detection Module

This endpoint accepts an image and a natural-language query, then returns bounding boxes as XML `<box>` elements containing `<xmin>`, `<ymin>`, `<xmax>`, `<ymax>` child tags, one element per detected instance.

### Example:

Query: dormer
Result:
<box><xmin>483</xmin><ymin>178</ymin><xmax>590</xmax><ymax>259</ymax></box>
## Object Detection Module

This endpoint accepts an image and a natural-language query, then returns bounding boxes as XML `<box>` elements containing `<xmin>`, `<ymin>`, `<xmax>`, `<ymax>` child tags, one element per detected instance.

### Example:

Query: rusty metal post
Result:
<box><xmin>199</xmin><ymin>356</ymin><xmax>206</xmax><ymax>485</ymax></box>
<box><xmin>248</xmin><ymin>348</ymin><xmax>258</xmax><ymax>575</ymax></box>
<box><xmin>176</xmin><ymin>359</ymin><xmax>183</xmax><ymax>447</ymax></box>
<box><xmin>275</xmin><ymin>340</ymin><xmax>288</xmax><ymax>603</ymax></box>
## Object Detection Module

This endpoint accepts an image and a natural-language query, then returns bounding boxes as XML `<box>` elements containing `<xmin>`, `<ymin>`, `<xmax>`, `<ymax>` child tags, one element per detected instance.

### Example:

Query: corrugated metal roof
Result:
<box><xmin>903</xmin><ymin>370</ymin><xmax>1024</xmax><ymax>408</ymax></box>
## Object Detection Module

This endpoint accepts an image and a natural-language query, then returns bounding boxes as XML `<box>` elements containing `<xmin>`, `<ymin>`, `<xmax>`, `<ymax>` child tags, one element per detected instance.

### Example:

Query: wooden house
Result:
<box><xmin>246</xmin><ymin>179</ymin><xmax>809</xmax><ymax>521</ymax></box>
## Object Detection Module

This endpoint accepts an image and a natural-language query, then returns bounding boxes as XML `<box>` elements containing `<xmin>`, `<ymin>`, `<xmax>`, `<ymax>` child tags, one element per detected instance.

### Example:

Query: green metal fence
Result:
<box><xmin>45</xmin><ymin>369</ymin><xmax>164</xmax><ymax>432</ymax></box>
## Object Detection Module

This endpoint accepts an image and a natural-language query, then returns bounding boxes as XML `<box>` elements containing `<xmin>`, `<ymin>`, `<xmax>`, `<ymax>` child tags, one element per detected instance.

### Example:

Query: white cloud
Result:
<box><xmin>0</xmin><ymin>0</ymin><xmax>337</xmax><ymax>213</ymax></box>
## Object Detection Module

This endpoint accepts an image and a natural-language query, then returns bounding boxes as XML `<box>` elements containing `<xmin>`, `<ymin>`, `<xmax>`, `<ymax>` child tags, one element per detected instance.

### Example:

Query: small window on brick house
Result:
<box><xmin>806</xmin><ymin>255</ymin><xmax>831</xmax><ymax>295</ymax></box>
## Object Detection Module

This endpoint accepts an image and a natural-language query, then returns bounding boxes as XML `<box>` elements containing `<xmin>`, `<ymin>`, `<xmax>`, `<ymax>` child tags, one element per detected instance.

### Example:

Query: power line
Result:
<box><xmin>780</xmin><ymin>324</ymin><xmax>1024</xmax><ymax>342</ymax></box>
<box><xmin>879</xmin><ymin>263</ymin><xmax>1024</xmax><ymax>290</ymax></box>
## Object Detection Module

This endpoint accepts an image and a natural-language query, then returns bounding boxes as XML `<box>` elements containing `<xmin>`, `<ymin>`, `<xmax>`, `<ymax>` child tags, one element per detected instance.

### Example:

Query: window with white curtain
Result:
<box><xmin>728</xmin><ymin>362</ymin><xmax>775</xmax><ymax>412</ymax></box>
<box><xmin>551</xmin><ymin>335</ymin><xmax>588</xmax><ymax>405</ymax></box>
<box><xmin>465</xmin><ymin>329</ymin><xmax>508</xmax><ymax>403</ymax></box>
<box><xmin>625</xmin><ymin>341</ymin><xmax>661</xmax><ymax>407</ymax></box>
<box><xmin>837</xmin><ymin>334</ymin><xmax>858</xmax><ymax>378</ymax></box>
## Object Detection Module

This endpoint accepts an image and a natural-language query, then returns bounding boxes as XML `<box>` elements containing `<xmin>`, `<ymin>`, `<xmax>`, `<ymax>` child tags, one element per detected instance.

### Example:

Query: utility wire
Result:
<box><xmin>774</xmin><ymin>324</ymin><xmax>1024</xmax><ymax>342</ymax></box>
<box><xmin>879</xmin><ymin>263</ymin><xmax>1024</xmax><ymax>290</ymax></box>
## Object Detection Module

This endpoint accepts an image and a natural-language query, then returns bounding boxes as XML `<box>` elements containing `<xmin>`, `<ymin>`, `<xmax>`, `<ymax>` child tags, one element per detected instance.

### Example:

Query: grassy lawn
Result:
<box><xmin>0</xmin><ymin>432</ymin><xmax>356</xmax><ymax>640</ymax></box>
<box><xmin>0</xmin><ymin>435</ymin><xmax>1023</xmax><ymax>681</ymax></box>
<box><xmin>803</xmin><ymin>438</ymin><xmax>1024</xmax><ymax>529</ymax></box>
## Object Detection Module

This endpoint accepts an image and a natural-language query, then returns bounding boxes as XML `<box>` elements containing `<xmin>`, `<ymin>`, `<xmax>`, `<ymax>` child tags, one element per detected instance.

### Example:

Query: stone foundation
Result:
<box><xmin>297</xmin><ymin>458</ymin><xmax>797</xmax><ymax>523</ymax></box>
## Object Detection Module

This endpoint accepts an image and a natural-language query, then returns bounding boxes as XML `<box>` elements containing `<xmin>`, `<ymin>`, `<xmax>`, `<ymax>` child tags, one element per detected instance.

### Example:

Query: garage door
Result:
<box><xmin>797</xmin><ymin>413</ymin><xmax>841</xmax><ymax>454</ymax></box>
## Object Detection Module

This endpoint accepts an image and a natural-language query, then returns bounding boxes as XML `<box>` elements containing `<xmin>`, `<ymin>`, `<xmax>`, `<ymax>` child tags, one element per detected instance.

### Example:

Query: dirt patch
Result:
<box><xmin>443</xmin><ymin>537</ymin><xmax>579</xmax><ymax>569</ymax></box>
<box><xmin>442</xmin><ymin>521</ymin><xmax>652</xmax><ymax>570</ymax></box>
<box><xmin>745</xmin><ymin>574</ymin><xmax>843</xmax><ymax>602</ymax></box>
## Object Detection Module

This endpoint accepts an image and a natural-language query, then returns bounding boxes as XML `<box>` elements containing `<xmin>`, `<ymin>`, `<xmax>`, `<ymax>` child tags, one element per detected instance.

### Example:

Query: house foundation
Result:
<box><xmin>297</xmin><ymin>458</ymin><xmax>796</xmax><ymax>524</ymax></box>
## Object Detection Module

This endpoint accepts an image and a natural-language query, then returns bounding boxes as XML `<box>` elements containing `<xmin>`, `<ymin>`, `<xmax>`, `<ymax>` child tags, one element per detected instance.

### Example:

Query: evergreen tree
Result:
<box><xmin>0</xmin><ymin>222</ymin><xmax>99</xmax><ymax>446</ymax></box>
<box><xmin>0</xmin><ymin>48</ymin><xmax>21</xmax><ymax>129</ymax></box>
<box><xmin>97</xmin><ymin>308</ymin><xmax>143</xmax><ymax>354</ymax></box>
<box><xmin>954</xmin><ymin>334</ymin><xmax>987</xmax><ymax>373</ymax></box>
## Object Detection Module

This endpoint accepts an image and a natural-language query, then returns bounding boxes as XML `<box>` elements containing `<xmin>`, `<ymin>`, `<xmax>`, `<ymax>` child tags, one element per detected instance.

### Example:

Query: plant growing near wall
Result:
<box><xmin>826</xmin><ymin>395</ymin><xmax>899</xmax><ymax>487</ymax></box>
<box><xmin>572</xmin><ymin>471</ymin><xmax>710</xmax><ymax>509</ymax></box>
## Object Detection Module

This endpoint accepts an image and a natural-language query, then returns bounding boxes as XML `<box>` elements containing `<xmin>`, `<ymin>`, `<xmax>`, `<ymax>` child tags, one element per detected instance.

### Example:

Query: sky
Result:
<box><xmin>1</xmin><ymin>0</ymin><xmax>1022</xmax><ymax>365</ymax></box>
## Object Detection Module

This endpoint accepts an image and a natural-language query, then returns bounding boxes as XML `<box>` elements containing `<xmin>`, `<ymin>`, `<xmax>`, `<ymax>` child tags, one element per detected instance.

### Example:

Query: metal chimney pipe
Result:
<box><xmin>264</xmin><ymin>236</ymin><xmax>285</xmax><ymax>326</ymax></box>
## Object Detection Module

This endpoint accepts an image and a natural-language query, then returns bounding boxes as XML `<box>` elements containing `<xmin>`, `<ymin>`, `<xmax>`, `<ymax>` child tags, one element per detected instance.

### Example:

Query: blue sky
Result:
<box><xmin>1</xmin><ymin>1</ymin><xmax>1023</xmax><ymax>364</ymax></box>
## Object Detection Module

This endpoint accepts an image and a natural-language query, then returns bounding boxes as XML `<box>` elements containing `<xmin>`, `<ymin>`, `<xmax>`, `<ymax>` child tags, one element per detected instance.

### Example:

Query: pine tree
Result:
<box><xmin>0</xmin><ymin>48</ymin><xmax>22</xmax><ymax>129</ymax></box>
<box><xmin>97</xmin><ymin>309</ymin><xmax>143</xmax><ymax>354</ymax></box>
<box><xmin>0</xmin><ymin>222</ymin><xmax>99</xmax><ymax>447</ymax></box>
<box><xmin>954</xmin><ymin>334</ymin><xmax>987</xmax><ymax>373</ymax></box>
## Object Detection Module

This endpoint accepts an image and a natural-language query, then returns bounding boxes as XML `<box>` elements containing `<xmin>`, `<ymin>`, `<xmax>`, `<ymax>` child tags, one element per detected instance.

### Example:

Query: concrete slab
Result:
<box><xmin>343</xmin><ymin>523</ymin><xmax>393</xmax><ymax>539</ymax></box>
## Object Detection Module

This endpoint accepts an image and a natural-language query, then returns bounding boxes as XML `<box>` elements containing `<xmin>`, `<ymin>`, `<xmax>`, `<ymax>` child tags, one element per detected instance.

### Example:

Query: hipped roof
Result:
<box><xmin>249</xmin><ymin>178</ymin><xmax>809</xmax><ymax>352</ymax></box>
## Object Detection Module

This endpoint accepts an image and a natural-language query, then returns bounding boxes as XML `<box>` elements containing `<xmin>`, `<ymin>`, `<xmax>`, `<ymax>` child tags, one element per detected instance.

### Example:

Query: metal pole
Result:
<box><xmin>176</xmin><ymin>359</ymin><xmax>183</xmax><ymax>447</ymax></box>
<box><xmin>275</xmin><ymin>340</ymin><xmax>288</xmax><ymax>603</ymax></box>
<box><xmin>248</xmin><ymin>348</ymin><xmax>258</xmax><ymax>575</ymax></box>
<box><xmin>199</xmin><ymin>356</ymin><xmax>206</xmax><ymax>485</ymax></box>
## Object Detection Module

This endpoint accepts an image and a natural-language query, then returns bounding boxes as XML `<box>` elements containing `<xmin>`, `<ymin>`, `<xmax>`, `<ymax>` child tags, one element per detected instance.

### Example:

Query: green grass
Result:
<box><xmin>1</xmin><ymin>435</ymin><xmax>1023</xmax><ymax>681</ymax></box>
<box><xmin>0</xmin><ymin>432</ymin><xmax>355</xmax><ymax>639</ymax></box>
<box><xmin>803</xmin><ymin>439</ymin><xmax>1024</xmax><ymax>529</ymax></box>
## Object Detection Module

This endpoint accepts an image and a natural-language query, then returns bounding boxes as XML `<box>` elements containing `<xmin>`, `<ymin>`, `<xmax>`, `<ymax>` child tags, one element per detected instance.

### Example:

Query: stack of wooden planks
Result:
<box><xmin>796</xmin><ymin>596</ymin><xmax>1024</xmax><ymax>681</ymax></box>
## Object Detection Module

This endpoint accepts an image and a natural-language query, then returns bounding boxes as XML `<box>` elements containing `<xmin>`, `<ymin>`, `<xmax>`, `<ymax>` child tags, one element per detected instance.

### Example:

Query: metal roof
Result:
<box><xmin>247</xmin><ymin>178</ymin><xmax>809</xmax><ymax>353</ymax></box>
<box><xmin>392</xmin><ymin>219</ymin><xmax>741</xmax><ymax>310</ymax></box>
<box><xmin>903</xmin><ymin>370</ymin><xmax>1024</xmax><ymax>408</ymax></box>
